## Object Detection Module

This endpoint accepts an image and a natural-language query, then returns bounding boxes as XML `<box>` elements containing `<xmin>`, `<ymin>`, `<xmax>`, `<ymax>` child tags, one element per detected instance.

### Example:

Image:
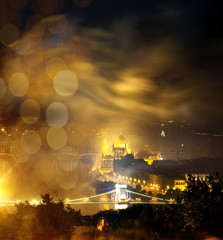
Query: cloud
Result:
<box><xmin>1</xmin><ymin>0</ymin><xmax>223</xmax><ymax>200</ymax></box>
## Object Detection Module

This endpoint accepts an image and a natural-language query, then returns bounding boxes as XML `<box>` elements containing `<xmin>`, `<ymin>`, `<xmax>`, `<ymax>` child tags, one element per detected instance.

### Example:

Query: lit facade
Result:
<box><xmin>144</xmin><ymin>153</ymin><xmax>162</xmax><ymax>165</ymax></box>
<box><xmin>185</xmin><ymin>173</ymin><xmax>209</xmax><ymax>181</ymax></box>
<box><xmin>113</xmin><ymin>135</ymin><xmax>131</xmax><ymax>160</ymax></box>
<box><xmin>100</xmin><ymin>155</ymin><xmax>114</xmax><ymax>173</ymax></box>
<box><xmin>173</xmin><ymin>179</ymin><xmax>187</xmax><ymax>191</ymax></box>
<box><xmin>100</xmin><ymin>139</ymin><xmax>113</xmax><ymax>173</ymax></box>
<box><xmin>99</xmin><ymin>135</ymin><xmax>131</xmax><ymax>174</ymax></box>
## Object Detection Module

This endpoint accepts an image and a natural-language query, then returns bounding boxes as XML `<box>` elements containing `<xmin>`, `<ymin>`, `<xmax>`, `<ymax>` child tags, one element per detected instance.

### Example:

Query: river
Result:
<box><xmin>68</xmin><ymin>203</ymin><xmax>129</xmax><ymax>215</ymax></box>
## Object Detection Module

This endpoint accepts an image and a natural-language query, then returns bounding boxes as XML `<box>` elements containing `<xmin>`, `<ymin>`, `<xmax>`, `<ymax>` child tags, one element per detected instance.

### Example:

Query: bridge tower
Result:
<box><xmin>115</xmin><ymin>184</ymin><xmax>127</xmax><ymax>202</ymax></box>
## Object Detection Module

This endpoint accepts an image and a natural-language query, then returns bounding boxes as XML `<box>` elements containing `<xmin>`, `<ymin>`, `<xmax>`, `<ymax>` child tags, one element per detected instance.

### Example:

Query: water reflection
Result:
<box><xmin>115</xmin><ymin>203</ymin><xmax>128</xmax><ymax>210</ymax></box>
<box><xmin>67</xmin><ymin>203</ymin><xmax>125</xmax><ymax>215</ymax></box>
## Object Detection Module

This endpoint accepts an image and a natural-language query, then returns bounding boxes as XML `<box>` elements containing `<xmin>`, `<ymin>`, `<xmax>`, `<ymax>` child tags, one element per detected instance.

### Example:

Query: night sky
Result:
<box><xmin>0</xmin><ymin>0</ymin><xmax>223</xmax><ymax>127</ymax></box>
<box><xmin>0</xmin><ymin>0</ymin><xmax>223</xmax><ymax>200</ymax></box>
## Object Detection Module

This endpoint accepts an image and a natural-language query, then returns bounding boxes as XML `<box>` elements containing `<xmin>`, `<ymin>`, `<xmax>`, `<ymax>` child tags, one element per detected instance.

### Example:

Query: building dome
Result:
<box><xmin>114</xmin><ymin>135</ymin><xmax>126</xmax><ymax>149</ymax></box>
<box><xmin>117</xmin><ymin>135</ymin><xmax>126</xmax><ymax>142</ymax></box>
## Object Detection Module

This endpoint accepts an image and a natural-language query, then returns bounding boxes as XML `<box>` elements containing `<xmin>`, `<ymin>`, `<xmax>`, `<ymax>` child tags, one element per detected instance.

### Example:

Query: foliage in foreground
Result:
<box><xmin>0</xmin><ymin>193</ymin><xmax>82</xmax><ymax>240</ymax></box>
<box><xmin>177</xmin><ymin>174</ymin><xmax>223</xmax><ymax>232</ymax></box>
<box><xmin>91</xmin><ymin>174</ymin><xmax>223</xmax><ymax>239</ymax></box>
<box><xmin>0</xmin><ymin>174</ymin><xmax>223</xmax><ymax>239</ymax></box>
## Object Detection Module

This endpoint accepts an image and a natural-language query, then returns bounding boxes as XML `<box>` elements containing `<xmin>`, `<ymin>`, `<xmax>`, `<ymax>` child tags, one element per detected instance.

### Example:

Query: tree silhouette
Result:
<box><xmin>135</xmin><ymin>184</ymin><xmax>141</xmax><ymax>192</ymax></box>
<box><xmin>3</xmin><ymin>193</ymin><xmax>84</xmax><ymax>240</ymax></box>
<box><xmin>35</xmin><ymin>193</ymin><xmax>77</xmax><ymax>239</ymax></box>
<box><xmin>41</xmin><ymin>193</ymin><xmax>53</xmax><ymax>205</ymax></box>
<box><xmin>177</xmin><ymin>174</ymin><xmax>223</xmax><ymax>234</ymax></box>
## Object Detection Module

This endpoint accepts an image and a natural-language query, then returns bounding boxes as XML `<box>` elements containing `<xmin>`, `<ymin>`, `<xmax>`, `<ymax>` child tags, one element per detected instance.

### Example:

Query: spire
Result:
<box><xmin>102</xmin><ymin>139</ymin><xmax>108</xmax><ymax>156</ymax></box>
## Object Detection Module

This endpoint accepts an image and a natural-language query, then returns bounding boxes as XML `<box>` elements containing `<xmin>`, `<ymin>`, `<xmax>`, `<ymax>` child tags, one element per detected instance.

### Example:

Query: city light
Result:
<box><xmin>0</xmin><ymin>0</ymin><xmax>222</xmax><ymax>238</ymax></box>
<box><xmin>30</xmin><ymin>199</ymin><xmax>39</xmax><ymax>205</ymax></box>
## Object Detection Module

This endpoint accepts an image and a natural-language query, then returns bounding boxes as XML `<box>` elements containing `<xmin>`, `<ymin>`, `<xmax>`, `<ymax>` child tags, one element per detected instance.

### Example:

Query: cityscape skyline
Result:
<box><xmin>0</xmin><ymin>0</ymin><xmax>223</xmax><ymax>234</ymax></box>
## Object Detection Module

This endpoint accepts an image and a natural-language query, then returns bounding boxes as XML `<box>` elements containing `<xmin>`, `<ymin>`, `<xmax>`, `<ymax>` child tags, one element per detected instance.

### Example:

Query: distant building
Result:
<box><xmin>173</xmin><ymin>173</ymin><xmax>210</xmax><ymax>191</ymax></box>
<box><xmin>185</xmin><ymin>173</ymin><xmax>209</xmax><ymax>181</ymax></box>
<box><xmin>144</xmin><ymin>153</ymin><xmax>162</xmax><ymax>165</ymax></box>
<box><xmin>99</xmin><ymin>136</ymin><xmax>131</xmax><ymax>174</ymax></box>
<box><xmin>113</xmin><ymin>154</ymin><xmax>149</xmax><ymax>178</ymax></box>
<box><xmin>100</xmin><ymin>155</ymin><xmax>114</xmax><ymax>173</ymax></box>
<box><xmin>100</xmin><ymin>139</ymin><xmax>113</xmax><ymax>173</ymax></box>
<box><xmin>0</xmin><ymin>127</ymin><xmax>19</xmax><ymax>155</ymax></box>
<box><xmin>113</xmin><ymin>135</ymin><xmax>131</xmax><ymax>160</ymax></box>
<box><xmin>173</xmin><ymin>179</ymin><xmax>187</xmax><ymax>191</ymax></box>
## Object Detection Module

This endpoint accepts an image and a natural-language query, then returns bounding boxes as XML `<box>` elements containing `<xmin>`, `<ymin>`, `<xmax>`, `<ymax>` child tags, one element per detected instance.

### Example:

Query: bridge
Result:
<box><xmin>65</xmin><ymin>184</ymin><xmax>173</xmax><ymax>205</ymax></box>
<box><xmin>0</xmin><ymin>184</ymin><xmax>173</xmax><ymax>207</ymax></box>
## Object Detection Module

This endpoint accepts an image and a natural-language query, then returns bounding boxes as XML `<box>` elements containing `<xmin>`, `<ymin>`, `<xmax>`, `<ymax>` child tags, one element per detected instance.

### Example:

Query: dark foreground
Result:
<box><xmin>0</xmin><ymin>175</ymin><xmax>223</xmax><ymax>240</ymax></box>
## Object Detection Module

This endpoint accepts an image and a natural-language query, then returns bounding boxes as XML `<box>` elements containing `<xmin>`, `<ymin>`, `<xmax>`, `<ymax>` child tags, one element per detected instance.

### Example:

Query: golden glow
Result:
<box><xmin>56</xmin><ymin>153</ymin><xmax>78</xmax><ymax>171</ymax></box>
<box><xmin>104</xmin><ymin>204</ymin><xmax>109</xmax><ymax>211</ymax></box>
<box><xmin>126</xmin><ymin>143</ymin><xmax>131</xmax><ymax>154</ymax></box>
<box><xmin>46</xmin><ymin>56</ymin><xmax>66</xmax><ymax>79</ymax></box>
<box><xmin>114</xmin><ymin>135</ymin><xmax>126</xmax><ymax>149</ymax></box>
<box><xmin>112</xmin><ymin>135</ymin><xmax>132</xmax><ymax>157</ymax></box>
<box><xmin>144</xmin><ymin>158</ymin><xmax>153</xmax><ymax>165</ymax></box>
<box><xmin>57</xmin><ymin>172</ymin><xmax>78</xmax><ymax>190</ymax></box>
<box><xmin>97</xmin><ymin>218</ymin><xmax>105</xmax><ymax>231</ymax></box>
<box><xmin>20</xmin><ymin>99</ymin><xmax>40</xmax><ymax>124</ymax></box>
<box><xmin>30</xmin><ymin>199</ymin><xmax>39</xmax><ymax>205</ymax></box>
<box><xmin>46</xmin><ymin>102</ymin><xmax>69</xmax><ymax>128</ymax></box>
<box><xmin>0</xmin><ymin>182</ymin><xmax>12</xmax><ymax>199</ymax></box>
<box><xmin>54</xmin><ymin>70</ymin><xmax>78</xmax><ymax>96</ymax></box>
<box><xmin>20</xmin><ymin>130</ymin><xmax>41</xmax><ymax>154</ymax></box>
<box><xmin>114</xmin><ymin>141</ymin><xmax>125</xmax><ymax>149</ymax></box>
<box><xmin>102</xmin><ymin>139</ymin><xmax>108</xmax><ymax>156</ymax></box>
<box><xmin>0</xmin><ymin>9</ymin><xmax>184</xmax><ymax>205</ymax></box>
<box><xmin>173</xmin><ymin>180</ymin><xmax>187</xmax><ymax>191</ymax></box>
<box><xmin>144</xmin><ymin>153</ymin><xmax>161</xmax><ymax>165</ymax></box>
<box><xmin>36</xmin><ymin>73</ymin><xmax>54</xmax><ymax>98</ymax></box>
<box><xmin>36</xmin><ymin>156</ymin><xmax>57</xmax><ymax>184</ymax></box>
<box><xmin>47</xmin><ymin>127</ymin><xmax>67</xmax><ymax>150</ymax></box>
<box><xmin>13</xmin><ymin>152</ymin><xmax>29</xmax><ymax>163</ymax></box>
<box><xmin>0</xmin><ymin>160</ymin><xmax>12</xmax><ymax>182</ymax></box>
<box><xmin>9</xmin><ymin>72</ymin><xmax>29</xmax><ymax>97</ymax></box>
<box><xmin>100</xmin><ymin>135</ymin><xmax>132</xmax><ymax>174</ymax></box>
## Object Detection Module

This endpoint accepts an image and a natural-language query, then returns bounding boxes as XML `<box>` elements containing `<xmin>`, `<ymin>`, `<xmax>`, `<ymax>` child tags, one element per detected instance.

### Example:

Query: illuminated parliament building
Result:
<box><xmin>100</xmin><ymin>135</ymin><xmax>131</xmax><ymax>174</ymax></box>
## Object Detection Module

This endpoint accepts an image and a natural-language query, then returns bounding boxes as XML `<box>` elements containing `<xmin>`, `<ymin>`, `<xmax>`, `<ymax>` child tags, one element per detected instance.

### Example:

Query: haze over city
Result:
<box><xmin>0</xmin><ymin>1</ymin><xmax>223</xmax><ymax>239</ymax></box>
